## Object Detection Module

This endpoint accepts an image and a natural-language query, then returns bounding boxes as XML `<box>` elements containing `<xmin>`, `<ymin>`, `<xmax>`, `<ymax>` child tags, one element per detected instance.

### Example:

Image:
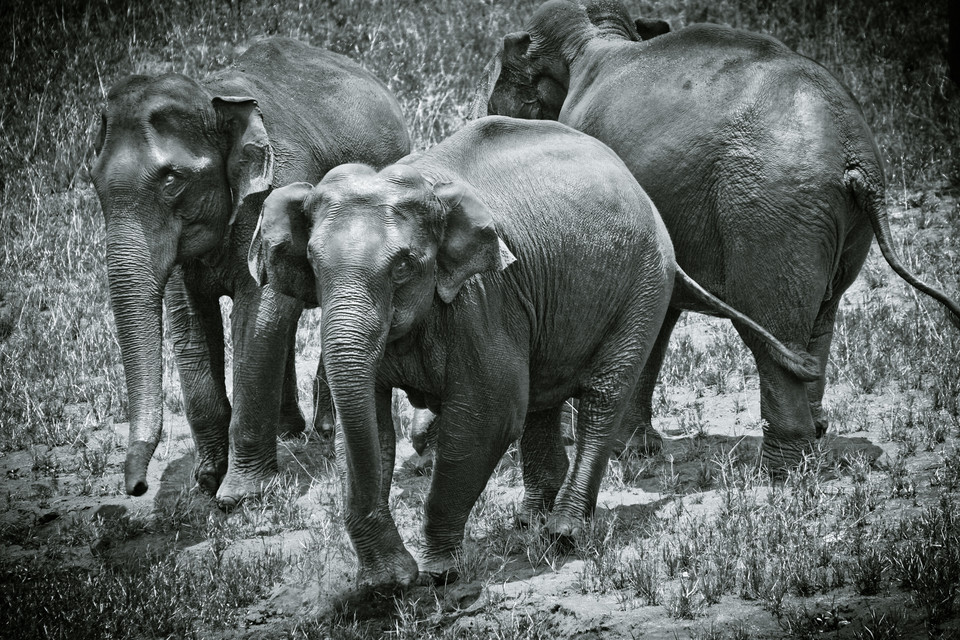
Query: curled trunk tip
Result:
<box><xmin>125</xmin><ymin>440</ymin><xmax>157</xmax><ymax>495</ymax></box>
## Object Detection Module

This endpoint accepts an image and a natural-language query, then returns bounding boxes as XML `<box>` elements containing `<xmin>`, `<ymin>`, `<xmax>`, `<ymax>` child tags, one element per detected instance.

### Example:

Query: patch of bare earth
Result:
<box><xmin>2</xmin><ymin>193</ymin><xmax>959</xmax><ymax>639</ymax></box>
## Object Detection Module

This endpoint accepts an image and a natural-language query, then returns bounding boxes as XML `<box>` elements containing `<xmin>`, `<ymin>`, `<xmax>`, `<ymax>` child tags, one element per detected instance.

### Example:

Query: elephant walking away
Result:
<box><xmin>249</xmin><ymin>116</ymin><xmax>816</xmax><ymax>590</ymax></box>
<box><xmin>476</xmin><ymin>0</ymin><xmax>960</xmax><ymax>471</ymax></box>
<box><xmin>90</xmin><ymin>37</ymin><xmax>410</xmax><ymax>506</ymax></box>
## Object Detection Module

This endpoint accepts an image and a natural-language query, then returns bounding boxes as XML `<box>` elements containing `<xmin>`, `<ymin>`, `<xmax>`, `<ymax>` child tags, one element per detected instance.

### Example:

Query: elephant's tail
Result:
<box><xmin>674</xmin><ymin>267</ymin><xmax>820</xmax><ymax>382</ymax></box>
<box><xmin>848</xmin><ymin>166</ymin><xmax>960</xmax><ymax>329</ymax></box>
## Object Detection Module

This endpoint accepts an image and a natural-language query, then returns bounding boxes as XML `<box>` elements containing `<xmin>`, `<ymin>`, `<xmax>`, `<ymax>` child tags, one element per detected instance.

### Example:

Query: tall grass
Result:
<box><xmin>2</xmin><ymin>0</ymin><xmax>956</xmax><ymax>448</ymax></box>
<box><xmin>1</xmin><ymin>0</ymin><xmax>958</xmax><ymax>637</ymax></box>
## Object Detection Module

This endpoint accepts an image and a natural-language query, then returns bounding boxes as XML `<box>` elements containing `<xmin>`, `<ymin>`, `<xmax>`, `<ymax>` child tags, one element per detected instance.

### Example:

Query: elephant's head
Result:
<box><xmin>249</xmin><ymin>163</ymin><xmax>515</xmax><ymax>344</ymax></box>
<box><xmin>90</xmin><ymin>73</ymin><xmax>274</xmax><ymax>495</ymax></box>
<box><xmin>474</xmin><ymin>0</ymin><xmax>668</xmax><ymax>120</ymax></box>
<box><xmin>248</xmin><ymin>165</ymin><xmax>513</xmax><ymax>547</ymax></box>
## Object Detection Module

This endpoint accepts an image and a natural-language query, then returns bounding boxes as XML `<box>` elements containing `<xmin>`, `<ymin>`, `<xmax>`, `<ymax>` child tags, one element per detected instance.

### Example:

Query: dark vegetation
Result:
<box><xmin>1</xmin><ymin>0</ymin><xmax>958</xmax><ymax>638</ymax></box>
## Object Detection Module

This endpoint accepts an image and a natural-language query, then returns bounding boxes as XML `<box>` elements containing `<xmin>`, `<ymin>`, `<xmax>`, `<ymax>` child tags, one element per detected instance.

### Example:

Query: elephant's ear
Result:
<box><xmin>468</xmin><ymin>53</ymin><xmax>502</xmax><ymax>120</ymax></box>
<box><xmin>503</xmin><ymin>31</ymin><xmax>531</xmax><ymax>59</ymax></box>
<box><xmin>213</xmin><ymin>96</ymin><xmax>275</xmax><ymax>226</ymax></box>
<box><xmin>433</xmin><ymin>181</ymin><xmax>516</xmax><ymax>304</ymax></box>
<box><xmin>634</xmin><ymin>17</ymin><xmax>670</xmax><ymax>40</ymax></box>
<box><xmin>93</xmin><ymin>112</ymin><xmax>107</xmax><ymax>155</ymax></box>
<box><xmin>248</xmin><ymin>182</ymin><xmax>318</xmax><ymax>306</ymax></box>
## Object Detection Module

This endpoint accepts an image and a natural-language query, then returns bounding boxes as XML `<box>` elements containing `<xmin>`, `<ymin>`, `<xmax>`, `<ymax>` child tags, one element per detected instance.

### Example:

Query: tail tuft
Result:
<box><xmin>675</xmin><ymin>266</ymin><xmax>821</xmax><ymax>382</ymax></box>
<box><xmin>849</xmin><ymin>166</ymin><xmax>960</xmax><ymax>331</ymax></box>
<box><xmin>787</xmin><ymin>352</ymin><xmax>820</xmax><ymax>383</ymax></box>
<box><xmin>947</xmin><ymin>306</ymin><xmax>960</xmax><ymax>331</ymax></box>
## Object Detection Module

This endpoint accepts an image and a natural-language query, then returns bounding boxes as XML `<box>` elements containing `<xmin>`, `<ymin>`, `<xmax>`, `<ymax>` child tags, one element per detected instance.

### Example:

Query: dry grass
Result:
<box><xmin>1</xmin><ymin>0</ymin><xmax>959</xmax><ymax>638</ymax></box>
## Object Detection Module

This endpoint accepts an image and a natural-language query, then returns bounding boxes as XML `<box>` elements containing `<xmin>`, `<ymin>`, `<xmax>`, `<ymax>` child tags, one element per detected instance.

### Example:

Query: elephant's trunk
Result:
<box><xmin>320</xmin><ymin>289</ymin><xmax>390</xmax><ymax>547</ymax></box>
<box><xmin>105</xmin><ymin>217</ymin><xmax>175</xmax><ymax>496</ymax></box>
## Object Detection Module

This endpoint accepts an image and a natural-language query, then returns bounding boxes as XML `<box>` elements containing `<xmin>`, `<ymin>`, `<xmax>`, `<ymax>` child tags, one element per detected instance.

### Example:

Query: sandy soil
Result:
<box><xmin>2</xmin><ymin>193</ymin><xmax>959</xmax><ymax>639</ymax></box>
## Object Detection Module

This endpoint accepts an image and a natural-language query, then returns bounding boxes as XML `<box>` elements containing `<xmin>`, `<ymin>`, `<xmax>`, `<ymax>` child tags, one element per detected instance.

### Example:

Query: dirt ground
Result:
<box><xmin>2</xmin><ymin>194</ymin><xmax>959</xmax><ymax>639</ymax></box>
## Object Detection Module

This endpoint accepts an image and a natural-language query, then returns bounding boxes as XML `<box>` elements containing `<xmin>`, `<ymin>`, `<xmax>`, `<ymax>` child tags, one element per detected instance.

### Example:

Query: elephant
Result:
<box><xmin>475</xmin><ymin>0</ymin><xmax>960</xmax><ymax>471</ymax></box>
<box><xmin>248</xmin><ymin>116</ymin><xmax>818</xmax><ymax>589</ymax></box>
<box><xmin>90</xmin><ymin>36</ymin><xmax>411</xmax><ymax>506</ymax></box>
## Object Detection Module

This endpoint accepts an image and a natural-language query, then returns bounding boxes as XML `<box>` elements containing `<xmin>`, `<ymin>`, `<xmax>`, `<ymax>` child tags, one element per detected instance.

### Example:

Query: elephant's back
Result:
<box><xmin>205</xmin><ymin>37</ymin><xmax>410</xmax><ymax>182</ymax></box>
<box><xmin>417</xmin><ymin>117</ymin><xmax>665</xmax><ymax>247</ymax></box>
<box><xmin>413</xmin><ymin>117</ymin><xmax>675</xmax><ymax>402</ymax></box>
<box><xmin>564</xmin><ymin>29</ymin><xmax>881</xmax><ymax>295</ymax></box>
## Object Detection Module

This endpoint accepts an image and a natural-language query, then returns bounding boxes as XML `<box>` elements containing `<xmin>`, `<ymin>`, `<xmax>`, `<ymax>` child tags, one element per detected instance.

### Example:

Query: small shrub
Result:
<box><xmin>852</xmin><ymin>608</ymin><xmax>906</xmax><ymax>640</ymax></box>
<box><xmin>888</xmin><ymin>497</ymin><xmax>960</xmax><ymax>625</ymax></box>
<box><xmin>619</xmin><ymin>546</ymin><xmax>662</xmax><ymax>606</ymax></box>
<box><xmin>663</xmin><ymin>573</ymin><xmax>704</xmax><ymax>620</ymax></box>
<box><xmin>853</xmin><ymin>545</ymin><xmax>886</xmax><ymax>596</ymax></box>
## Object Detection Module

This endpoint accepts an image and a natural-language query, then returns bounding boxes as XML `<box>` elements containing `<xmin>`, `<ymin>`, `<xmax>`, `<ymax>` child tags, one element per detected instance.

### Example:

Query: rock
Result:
<box><xmin>403</xmin><ymin>451</ymin><xmax>434</xmax><ymax>476</ymax></box>
<box><xmin>244</xmin><ymin>609</ymin><xmax>267</xmax><ymax>625</ymax></box>
<box><xmin>443</xmin><ymin>582</ymin><xmax>483</xmax><ymax>612</ymax></box>
<box><xmin>91</xmin><ymin>504</ymin><xmax>127</xmax><ymax>522</ymax></box>
<box><xmin>36</xmin><ymin>512</ymin><xmax>59</xmax><ymax>525</ymax></box>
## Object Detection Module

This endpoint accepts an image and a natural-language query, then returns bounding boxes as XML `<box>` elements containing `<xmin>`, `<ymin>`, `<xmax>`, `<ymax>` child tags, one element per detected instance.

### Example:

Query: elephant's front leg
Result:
<box><xmin>216</xmin><ymin>284</ymin><xmax>303</xmax><ymax>507</ymax></box>
<box><xmin>279</xmin><ymin>327</ymin><xmax>307</xmax><ymax>437</ymax></box>
<box><xmin>345</xmin><ymin>385</ymin><xmax>418</xmax><ymax>590</ymax></box>
<box><xmin>164</xmin><ymin>267</ymin><xmax>230</xmax><ymax>495</ymax></box>
<box><xmin>420</xmin><ymin>391</ymin><xmax>526</xmax><ymax>584</ymax></box>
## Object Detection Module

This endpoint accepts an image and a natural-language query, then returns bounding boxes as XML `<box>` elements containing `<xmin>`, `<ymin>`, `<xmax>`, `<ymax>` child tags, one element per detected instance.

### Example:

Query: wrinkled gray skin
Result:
<box><xmin>477</xmin><ymin>0</ymin><xmax>960</xmax><ymax>471</ymax></box>
<box><xmin>90</xmin><ymin>37</ymin><xmax>410</xmax><ymax>506</ymax></box>
<box><xmin>251</xmin><ymin>117</ymin><xmax>673</xmax><ymax>589</ymax></box>
<box><xmin>250</xmin><ymin>117</ymin><xmax>818</xmax><ymax>590</ymax></box>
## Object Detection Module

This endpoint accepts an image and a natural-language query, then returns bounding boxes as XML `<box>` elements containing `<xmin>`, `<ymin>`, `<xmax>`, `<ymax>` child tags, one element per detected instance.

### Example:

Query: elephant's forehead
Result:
<box><xmin>529</xmin><ymin>0</ymin><xmax>588</xmax><ymax>34</ymax></box>
<box><xmin>319</xmin><ymin>167</ymin><xmax>434</xmax><ymax>214</ymax></box>
<box><xmin>107</xmin><ymin>74</ymin><xmax>206</xmax><ymax>115</ymax></box>
<box><xmin>312</xmin><ymin>200</ymin><xmax>430</xmax><ymax>268</ymax></box>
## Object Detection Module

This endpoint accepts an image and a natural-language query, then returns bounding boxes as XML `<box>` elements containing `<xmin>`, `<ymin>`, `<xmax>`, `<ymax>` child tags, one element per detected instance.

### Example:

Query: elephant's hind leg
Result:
<box><xmin>805</xmin><ymin>235</ymin><xmax>870</xmax><ymax>438</ymax></box>
<box><xmin>546</xmin><ymin>388</ymin><xmax>625</xmax><ymax>540</ymax></box>
<box><xmin>615</xmin><ymin>306</ymin><xmax>682</xmax><ymax>457</ymax></box>
<box><xmin>278</xmin><ymin>328</ymin><xmax>307</xmax><ymax>438</ymax></box>
<box><xmin>165</xmin><ymin>268</ymin><xmax>230</xmax><ymax>495</ymax></box>
<box><xmin>805</xmin><ymin>298</ymin><xmax>841</xmax><ymax>438</ymax></box>
<box><xmin>518</xmin><ymin>404</ymin><xmax>569</xmax><ymax>527</ymax></box>
<box><xmin>734</xmin><ymin>321</ymin><xmax>817</xmax><ymax>474</ymax></box>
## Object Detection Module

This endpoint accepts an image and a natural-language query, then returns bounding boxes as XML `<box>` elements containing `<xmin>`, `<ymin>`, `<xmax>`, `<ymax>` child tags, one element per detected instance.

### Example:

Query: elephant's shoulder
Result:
<box><xmin>453</xmin><ymin>116</ymin><xmax>588</xmax><ymax>152</ymax></box>
<box><xmin>234</xmin><ymin>37</ymin><xmax>346</xmax><ymax>69</ymax></box>
<box><xmin>646</xmin><ymin>23</ymin><xmax>792</xmax><ymax>61</ymax></box>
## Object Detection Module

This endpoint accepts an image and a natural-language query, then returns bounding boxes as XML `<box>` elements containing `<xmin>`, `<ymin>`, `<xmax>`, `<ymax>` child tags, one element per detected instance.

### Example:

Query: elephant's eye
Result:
<box><xmin>160</xmin><ymin>170</ymin><xmax>184</xmax><ymax>193</ymax></box>
<box><xmin>392</xmin><ymin>255</ymin><xmax>417</xmax><ymax>284</ymax></box>
<box><xmin>159</xmin><ymin>170</ymin><xmax>188</xmax><ymax>204</ymax></box>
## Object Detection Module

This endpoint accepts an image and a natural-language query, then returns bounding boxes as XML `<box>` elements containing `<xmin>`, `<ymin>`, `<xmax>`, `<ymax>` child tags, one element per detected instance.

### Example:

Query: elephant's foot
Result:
<box><xmin>193</xmin><ymin>452</ymin><xmax>227</xmax><ymax>496</ymax></box>
<box><xmin>515</xmin><ymin>490</ymin><xmax>556</xmax><ymax>529</ymax></box>
<box><xmin>514</xmin><ymin>507</ymin><xmax>544</xmax><ymax>530</ymax></box>
<box><xmin>759</xmin><ymin>439</ymin><xmax>810</xmax><ymax>478</ymax></box>
<box><xmin>614</xmin><ymin>427</ymin><xmax>663</xmax><ymax>457</ymax></box>
<box><xmin>809</xmin><ymin>401</ymin><xmax>828</xmax><ymax>439</ymax></box>
<box><xmin>315</xmin><ymin>416</ymin><xmax>335</xmax><ymax>440</ymax></box>
<box><xmin>215</xmin><ymin>466</ymin><xmax>276</xmax><ymax>510</ymax></box>
<box><xmin>416</xmin><ymin>550</ymin><xmax>459</xmax><ymax>586</ymax></box>
<box><xmin>358</xmin><ymin>546</ymin><xmax>419</xmax><ymax>592</ymax></box>
<box><xmin>278</xmin><ymin>409</ymin><xmax>307</xmax><ymax>438</ymax></box>
<box><xmin>545</xmin><ymin>512</ymin><xmax>584</xmax><ymax>542</ymax></box>
<box><xmin>814</xmin><ymin>419</ymin><xmax>828</xmax><ymax>439</ymax></box>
